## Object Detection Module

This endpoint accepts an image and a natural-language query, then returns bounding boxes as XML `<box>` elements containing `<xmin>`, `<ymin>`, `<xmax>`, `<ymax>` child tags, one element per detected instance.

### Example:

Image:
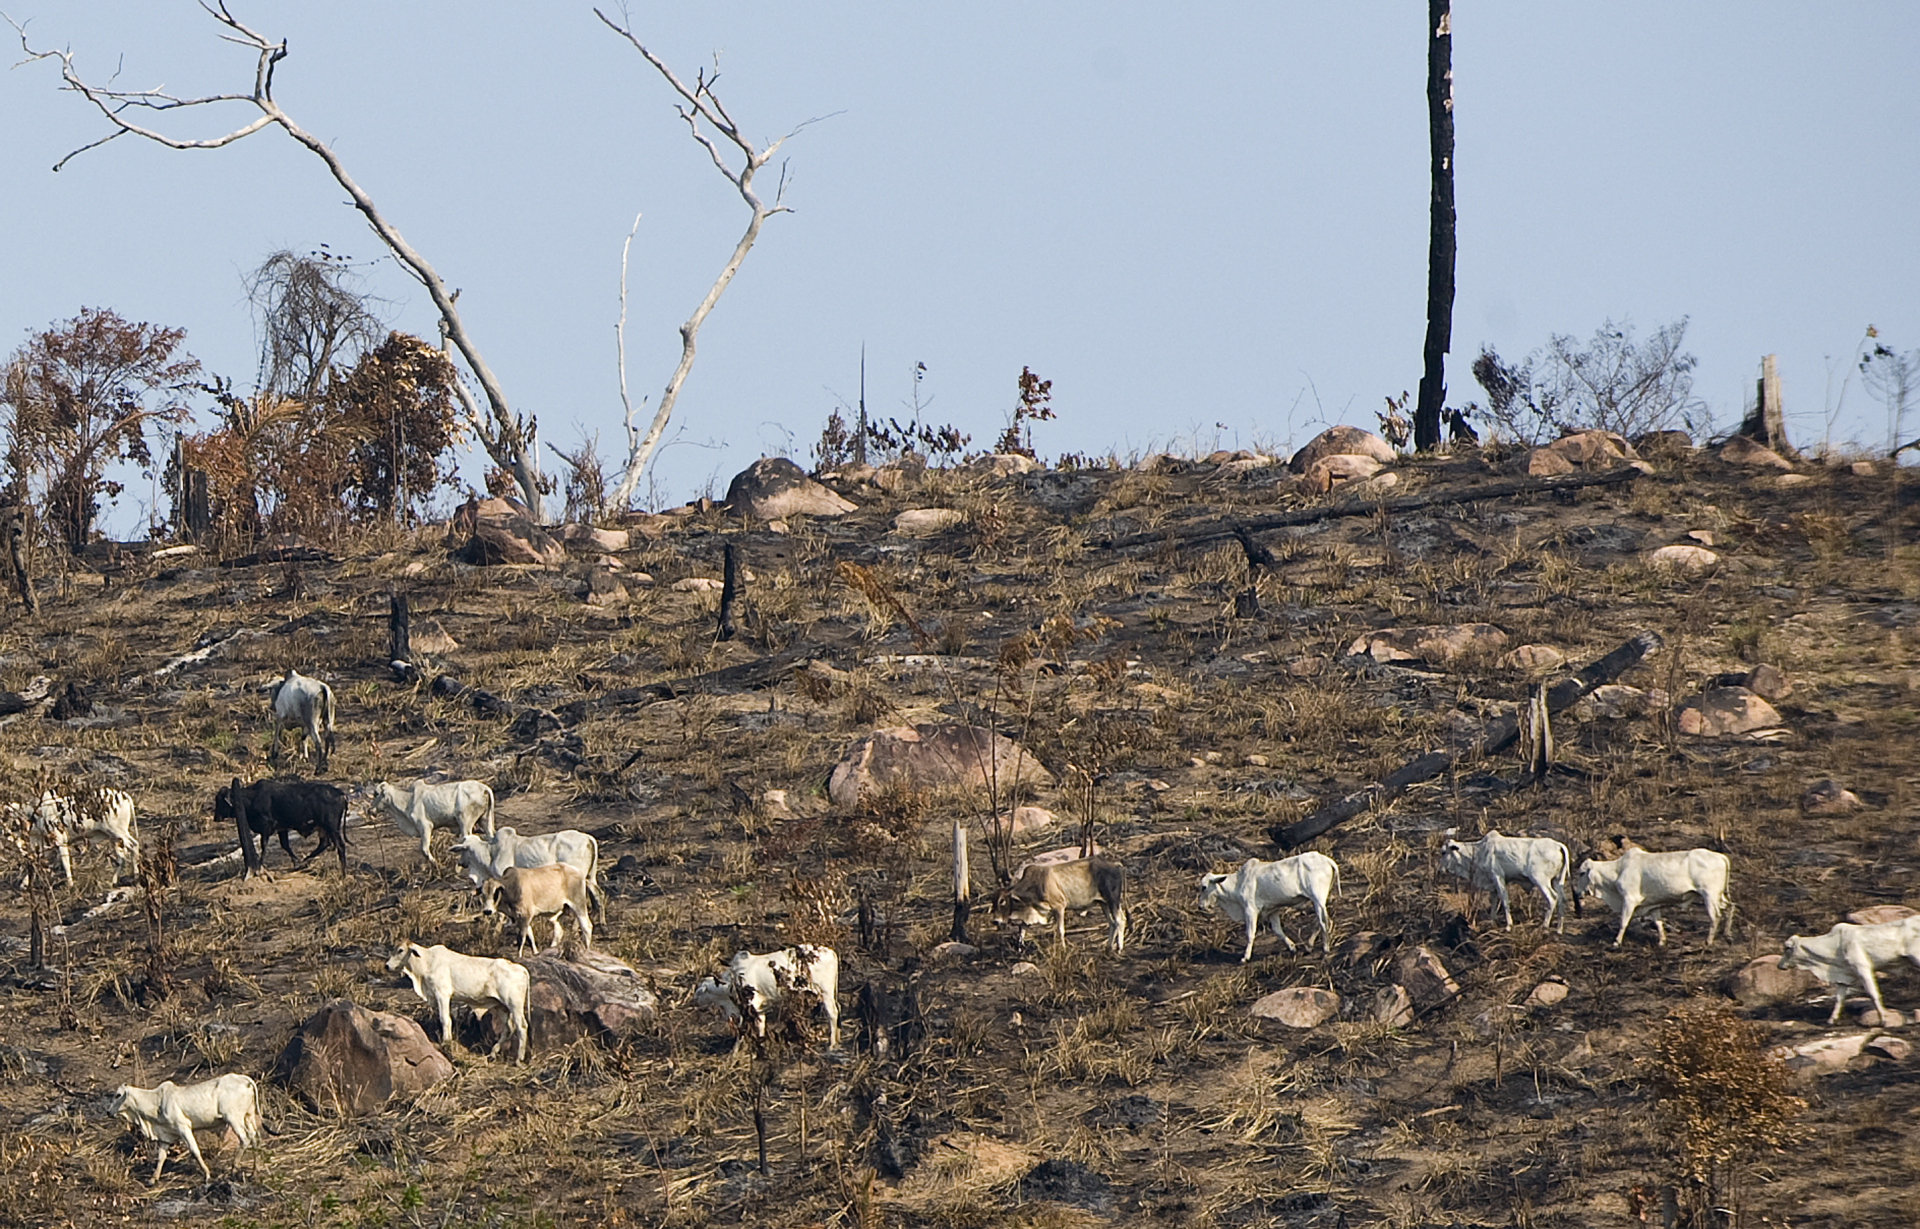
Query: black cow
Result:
<box><xmin>214</xmin><ymin>777</ymin><xmax>350</xmax><ymax>878</ymax></box>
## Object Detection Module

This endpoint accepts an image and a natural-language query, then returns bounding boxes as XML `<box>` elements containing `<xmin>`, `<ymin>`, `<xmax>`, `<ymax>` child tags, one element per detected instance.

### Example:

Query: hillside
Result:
<box><xmin>0</xmin><ymin>437</ymin><xmax>1915</xmax><ymax>1228</ymax></box>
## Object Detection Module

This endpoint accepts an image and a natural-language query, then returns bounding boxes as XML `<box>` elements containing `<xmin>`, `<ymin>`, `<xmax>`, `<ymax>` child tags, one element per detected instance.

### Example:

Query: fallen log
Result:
<box><xmin>558</xmin><ymin>647</ymin><xmax>811</xmax><ymax>721</ymax></box>
<box><xmin>1107</xmin><ymin>464</ymin><xmax>1645</xmax><ymax>551</ymax></box>
<box><xmin>1269</xmin><ymin>629</ymin><xmax>1663</xmax><ymax>850</ymax></box>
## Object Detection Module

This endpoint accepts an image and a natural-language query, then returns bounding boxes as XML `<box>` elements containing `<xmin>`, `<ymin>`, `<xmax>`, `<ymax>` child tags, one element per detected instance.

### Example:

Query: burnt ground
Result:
<box><xmin>0</xmin><ymin>444</ymin><xmax>1916</xmax><ymax>1227</ymax></box>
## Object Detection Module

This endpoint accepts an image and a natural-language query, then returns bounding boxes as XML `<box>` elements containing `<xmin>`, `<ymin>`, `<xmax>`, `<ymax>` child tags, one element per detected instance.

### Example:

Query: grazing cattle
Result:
<box><xmin>268</xmin><ymin>668</ymin><xmax>336</xmax><ymax>772</ymax></box>
<box><xmin>386</xmin><ymin>941</ymin><xmax>531</xmax><ymax>1063</ymax></box>
<box><xmin>693</xmin><ymin>945</ymin><xmax>841</xmax><ymax>1049</ymax></box>
<box><xmin>214</xmin><ymin>777</ymin><xmax>350</xmax><ymax>878</ymax></box>
<box><xmin>1779</xmin><ymin>917</ymin><xmax>1920</xmax><ymax>1024</ymax></box>
<box><xmin>994</xmin><ymin>857</ymin><xmax>1128</xmax><ymax>953</ymax></box>
<box><xmin>365</xmin><ymin>778</ymin><xmax>496</xmax><ymax>865</ymax></box>
<box><xmin>1439</xmin><ymin>830</ymin><xmax>1571</xmax><ymax>932</ymax></box>
<box><xmin>1575</xmin><ymin>847</ymin><xmax>1732</xmax><ymax>947</ymax></box>
<box><xmin>109</xmin><ymin>1073</ymin><xmax>262</xmax><ymax>1182</ymax></box>
<box><xmin>480</xmin><ymin>863</ymin><xmax>593</xmax><ymax>955</ymax></box>
<box><xmin>1197</xmin><ymin>852</ymin><xmax>1342</xmax><ymax>961</ymax></box>
<box><xmin>15</xmin><ymin>788</ymin><xmax>139</xmax><ymax>886</ymax></box>
<box><xmin>453</xmin><ymin>826</ymin><xmax>603</xmax><ymax>916</ymax></box>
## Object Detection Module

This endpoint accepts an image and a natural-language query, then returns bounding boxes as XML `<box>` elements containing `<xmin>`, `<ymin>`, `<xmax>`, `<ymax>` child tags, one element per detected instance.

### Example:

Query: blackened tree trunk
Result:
<box><xmin>1414</xmin><ymin>0</ymin><xmax>1456</xmax><ymax>452</ymax></box>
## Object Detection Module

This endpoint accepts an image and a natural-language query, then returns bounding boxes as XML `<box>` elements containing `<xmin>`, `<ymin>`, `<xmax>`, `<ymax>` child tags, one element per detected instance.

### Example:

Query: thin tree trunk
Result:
<box><xmin>951</xmin><ymin>818</ymin><xmax>971</xmax><ymax>943</ymax></box>
<box><xmin>718</xmin><ymin>542</ymin><xmax>741</xmax><ymax>642</ymax></box>
<box><xmin>388</xmin><ymin>592</ymin><xmax>411</xmax><ymax>664</ymax></box>
<box><xmin>1414</xmin><ymin>0</ymin><xmax>1456</xmax><ymax>452</ymax></box>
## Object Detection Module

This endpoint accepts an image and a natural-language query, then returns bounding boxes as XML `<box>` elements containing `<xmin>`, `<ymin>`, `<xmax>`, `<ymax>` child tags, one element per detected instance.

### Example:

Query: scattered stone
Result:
<box><xmin>1335</xmin><ymin>931</ymin><xmax>1395</xmax><ymax>969</ymax></box>
<box><xmin>826</xmin><ymin>723</ymin><xmax>1053</xmax><ymax>810</ymax></box>
<box><xmin>1135</xmin><ymin>452</ymin><xmax>1184</xmax><ymax>474</ymax></box>
<box><xmin>1394</xmin><ymin>946</ymin><xmax>1459</xmax><ymax>1011</ymax></box>
<box><xmin>1288</xmin><ymin>426</ymin><xmax>1398</xmax><ymax>473</ymax></box>
<box><xmin>1647</xmin><ymin>544</ymin><xmax>1719</xmax><ymax>572</ymax></box>
<box><xmin>1687</xmin><ymin>529</ymin><xmax>1716</xmax><ymax>546</ymax></box>
<box><xmin>761</xmin><ymin>789</ymin><xmax>796</xmax><ymax>820</ymax></box>
<box><xmin>519</xmin><ymin>951</ymin><xmax>658</xmax><ymax>1048</ymax></box>
<box><xmin>986</xmin><ymin>805</ymin><xmax>1056</xmax><ymax>839</ymax></box>
<box><xmin>1350</xmin><ymin>471</ymin><xmax>1400</xmax><ymax>496</ymax></box>
<box><xmin>972</xmin><ymin>453</ymin><xmax>1040</xmax><ymax>477</ymax></box>
<box><xmin>1303</xmin><ymin>452</ymin><xmax>1383</xmax><ymax>493</ymax></box>
<box><xmin>1851</xmin><ymin>460</ymin><xmax>1877</xmax><ymax>477</ymax></box>
<box><xmin>767</xmin><ymin>519</ymin><xmax>789</xmax><ymax>534</ymax></box>
<box><xmin>932</xmin><ymin>942</ymin><xmax>979</xmax><ymax>961</ymax></box>
<box><xmin>872</xmin><ymin>461</ymin><xmax>921</xmax><ymax>493</ymax></box>
<box><xmin>1244</xmin><ymin>754</ymin><xmax>1270</xmax><ymax>768</ymax></box>
<box><xmin>1524</xmin><ymin>978</ymin><xmax>1569</xmax><ymax>1009</ymax></box>
<box><xmin>1804</xmin><ymin>780</ymin><xmax>1865</xmax><ymax>816</ymax></box>
<box><xmin>1010</xmin><ymin>961</ymin><xmax>1041</xmax><ymax>978</ymax></box>
<box><xmin>1719</xmin><ymin>435</ymin><xmax>1794</xmax><ymax>470</ymax></box>
<box><xmin>1845</xmin><ymin>905</ymin><xmax>1916</xmax><ymax>926</ymax></box>
<box><xmin>1859</xmin><ymin>1008</ymin><xmax>1907</xmax><ymax>1029</ymax></box>
<box><xmin>1499</xmin><ymin>644</ymin><xmax>1565</xmax><ymax>671</ymax></box>
<box><xmin>1675</xmin><ymin>686</ymin><xmax>1782</xmax><ymax>737</ymax></box>
<box><xmin>455</xmin><ymin>509</ymin><xmax>567</xmax><ymax>567</ymax></box>
<box><xmin>559</xmin><ymin>523</ymin><xmax>631</xmax><ymax>552</ymax></box>
<box><xmin>1372</xmin><ymin>984</ymin><xmax>1414</xmax><ymax>1027</ymax></box>
<box><xmin>1726</xmin><ymin>955</ymin><xmax>1821</xmax><ymax>1007</ymax></box>
<box><xmin>725</xmin><ymin>457</ymin><xmax>857</xmax><ymax>519</ymax></box>
<box><xmin>1582</xmin><ymin>683</ymin><xmax>1663</xmax><ymax>720</ymax></box>
<box><xmin>1218</xmin><ymin>455</ymin><xmax>1278</xmax><ymax>475</ymax></box>
<box><xmin>1867</xmin><ymin>1035</ymin><xmax>1912</xmax><ymax>1061</ymax></box>
<box><xmin>1772</xmin><ymin>1033</ymin><xmax>1868</xmax><ymax>1076</ymax></box>
<box><xmin>580</xmin><ymin>567</ymin><xmax>628</xmax><ymax>606</ymax></box>
<box><xmin>1522</xmin><ymin>446</ymin><xmax>1575</xmax><ymax>477</ymax></box>
<box><xmin>672</xmin><ymin>577</ymin><xmax>725</xmax><ymax>593</ymax></box>
<box><xmin>1774</xmin><ymin>473</ymin><xmax>1813</xmax><ymax>488</ymax></box>
<box><xmin>1745</xmin><ymin>663</ymin><xmax>1791</xmax><ymax>701</ymax></box>
<box><xmin>271</xmin><ymin>1000</ymin><xmax>453</xmax><ymax>1115</ymax></box>
<box><xmin>1347</xmin><ymin>623</ymin><xmax>1508</xmax><ymax>664</ymax></box>
<box><xmin>1250</xmin><ymin>986</ymin><xmax>1341</xmax><ymax>1028</ymax></box>
<box><xmin>892</xmin><ymin>508</ymin><xmax>966</xmax><ymax>537</ymax></box>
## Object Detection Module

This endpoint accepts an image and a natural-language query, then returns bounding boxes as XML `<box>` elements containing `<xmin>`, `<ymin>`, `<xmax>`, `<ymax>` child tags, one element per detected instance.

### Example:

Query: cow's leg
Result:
<box><xmin>435</xmin><ymin>988</ymin><xmax>456</xmax><ymax>1043</ymax></box>
<box><xmin>416</xmin><ymin>820</ymin><xmax>437</xmax><ymax>866</ymax></box>
<box><xmin>1316</xmin><ymin>899</ymin><xmax>1334</xmax><ymax>955</ymax></box>
<box><xmin>1649</xmin><ymin>908</ymin><xmax>1668</xmax><ymax>947</ymax></box>
<box><xmin>56</xmin><ymin>832</ymin><xmax>76</xmax><ymax>887</ymax></box>
<box><xmin>551</xmin><ymin>912</ymin><xmax>566</xmax><ymax>952</ymax></box>
<box><xmin>150</xmin><ymin>1142</ymin><xmax>170</xmax><ymax>1183</ymax></box>
<box><xmin>574</xmin><ymin>905</ymin><xmax>593</xmax><ymax>950</ymax></box>
<box><xmin>1111</xmin><ymin>903</ymin><xmax>1126</xmax><ymax>955</ymax></box>
<box><xmin>1854</xmin><ymin>955</ymin><xmax>1889</xmax><ymax>1022</ymax></box>
<box><xmin>279</xmin><ymin>828</ymin><xmax>298</xmax><ymax>864</ymax></box>
<box><xmin>1494</xmin><ymin>880</ymin><xmax>1514</xmax><ymax>929</ymax></box>
<box><xmin>1241</xmin><ymin>909</ymin><xmax>1261</xmax><ymax>964</ymax></box>
<box><xmin>1613</xmin><ymin>893</ymin><xmax>1638</xmax><ymax>948</ymax></box>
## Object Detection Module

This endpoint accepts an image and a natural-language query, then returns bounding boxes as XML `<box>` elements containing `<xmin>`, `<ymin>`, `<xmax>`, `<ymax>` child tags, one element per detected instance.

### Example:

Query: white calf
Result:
<box><xmin>109</xmin><ymin>1073</ymin><xmax>262</xmax><ymax>1182</ymax></box>
<box><xmin>453</xmin><ymin>826</ymin><xmax>602</xmax><ymax>915</ymax></box>
<box><xmin>479</xmin><ymin>863</ymin><xmax>593</xmax><ymax>955</ymax></box>
<box><xmin>1576</xmin><ymin>847</ymin><xmax>1731</xmax><ymax>947</ymax></box>
<box><xmin>17</xmin><ymin>788</ymin><xmax>139</xmax><ymax>885</ymax></box>
<box><xmin>1780</xmin><ymin>917</ymin><xmax>1920</xmax><ymax>1024</ymax></box>
<box><xmin>1197</xmin><ymin>852</ymin><xmax>1341</xmax><ymax>962</ymax></box>
<box><xmin>1439</xmin><ymin>830</ymin><xmax>1571</xmax><ymax>932</ymax></box>
<box><xmin>269</xmin><ymin>668</ymin><xmax>336</xmax><ymax>772</ymax></box>
<box><xmin>693</xmin><ymin>945</ymin><xmax>841</xmax><ymax>1049</ymax></box>
<box><xmin>367</xmin><ymin>778</ymin><xmax>496</xmax><ymax>864</ymax></box>
<box><xmin>387</xmin><ymin>940</ymin><xmax>531</xmax><ymax>1062</ymax></box>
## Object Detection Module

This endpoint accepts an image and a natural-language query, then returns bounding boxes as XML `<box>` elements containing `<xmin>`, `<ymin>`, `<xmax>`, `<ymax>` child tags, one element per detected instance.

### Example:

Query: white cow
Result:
<box><xmin>1197</xmin><ymin>852</ymin><xmax>1341</xmax><ymax>962</ymax></box>
<box><xmin>453</xmin><ymin>826</ymin><xmax>602</xmax><ymax>916</ymax></box>
<box><xmin>15</xmin><ymin>788</ymin><xmax>139</xmax><ymax>886</ymax></box>
<box><xmin>1779</xmin><ymin>917</ymin><xmax>1920</xmax><ymax>1024</ymax></box>
<box><xmin>1575</xmin><ymin>846</ymin><xmax>1732</xmax><ymax>947</ymax></box>
<box><xmin>693</xmin><ymin>945</ymin><xmax>841</xmax><ymax>1049</ymax></box>
<box><xmin>269</xmin><ymin>668</ymin><xmax>336</xmax><ymax>772</ymax></box>
<box><xmin>366</xmin><ymin>779</ymin><xmax>496</xmax><ymax>865</ymax></box>
<box><xmin>387</xmin><ymin>940</ymin><xmax>531</xmax><ymax>1062</ymax></box>
<box><xmin>1439</xmin><ymin>830</ymin><xmax>1572</xmax><ymax>932</ymax></box>
<box><xmin>109</xmin><ymin>1073</ymin><xmax>262</xmax><ymax>1182</ymax></box>
<box><xmin>479</xmin><ymin>864</ymin><xmax>594</xmax><ymax>956</ymax></box>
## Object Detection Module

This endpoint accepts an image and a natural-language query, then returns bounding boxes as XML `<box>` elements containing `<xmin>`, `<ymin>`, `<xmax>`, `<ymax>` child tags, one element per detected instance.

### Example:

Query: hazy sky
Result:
<box><xmin>2</xmin><ymin>3</ymin><xmax>1916</xmax><ymax>531</ymax></box>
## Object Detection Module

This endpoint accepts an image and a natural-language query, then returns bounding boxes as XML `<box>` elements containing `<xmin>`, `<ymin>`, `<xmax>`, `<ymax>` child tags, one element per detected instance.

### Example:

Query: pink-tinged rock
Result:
<box><xmin>1394</xmin><ymin>946</ymin><xmax>1459</xmax><ymax>1010</ymax></box>
<box><xmin>1522</xmin><ymin>446</ymin><xmax>1575</xmax><ymax>477</ymax></box>
<box><xmin>1845</xmin><ymin>905</ymin><xmax>1916</xmax><ymax>926</ymax></box>
<box><xmin>985</xmin><ymin>805</ymin><xmax>1057</xmax><ymax>840</ymax></box>
<box><xmin>1303</xmin><ymin>453</ymin><xmax>1384</xmax><ymax>493</ymax></box>
<box><xmin>1858</xmin><ymin>1008</ymin><xmax>1907</xmax><ymax>1029</ymax></box>
<box><xmin>1726</xmin><ymin>955</ymin><xmax>1821</xmax><ymax>1007</ymax></box>
<box><xmin>1719</xmin><ymin>435</ymin><xmax>1794</xmax><ymax>470</ymax></box>
<box><xmin>1250</xmin><ymin>986</ymin><xmax>1341</xmax><ymax>1029</ymax></box>
<box><xmin>559</xmin><ymin>523</ymin><xmax>631</xmax><ymax>552</ymax></box>
<box><xmin>1544</xmin><ymin>429</ymin><xmax>1633</xmax><ymax>465</ymax></box>
<box><xmin>826</xmin><ymin>723</ymin><xmax>1053</xmax><ymax>810</ymax></box>
<box><xmin>892</xmin><ymin>508</ymin><xmax>966</xmax><ymax>537</ymax></box>
<box><xmin>1524</xmin><ymin>979</ymin><xmax>1569</xmax><ymax>1009</ymax></box>
<box><xmin>1372</xmin><ymin>983</ymin><xmax>1414</xmax><ymax>1027</ymax></box>
<box><xmin>1347</xmin><ymin>623</ymin><xmax>1508</xmax><ymax>664</ymax></box>
<box><xmin>1687</xmin><ymin>530</ymin><xmax>1716</xmax><ymax>546</ymax></box>
<box><xmin>271</xmin><ymin>1000</ymin><xmax>453</xmax><ymax>1115</ymax></box>
<box><xmin>1289</xmin><ymin>426</ymin><xmax>1398</xmax><ymax>473</ymax></box>
<box><xmin>971</xmin><ymin>453</ymin><xmax>1039</xmax><ymax>476</ymax></box>
<box><xmin>1867</xmin><ymin>1035</ymin><xmax>1912</xmax><ymax>1061</ymax></box>
<box><xmin>1499</xmin><ymin>644</ymin><xmax>1566</xmax><ymax>671</ymax></box>
<box><xmin>1804</xmin><ymin>781</ymin><xmax>1864</xmax><ymax>816</ymax></box>
<box><xmin>1745</xmin><ymin>663</ymin><xmax>1791</xmax><ymax>701</ymax></box>
<box><xmin>1771</xmin><ymin>1034</ymin><xmax>1867</xmax><ymax>1076</ymax></box>
<box><xmin>1675</xmin><ymin>686</ymin><xmax>1781</xmax><ymax>737</ymax></box>
<box><xmin>672</xmin><ymin>576</ymin><xmax>725</xmax><ymax>593</ymax></box>
<box><xmin>725</xmin><ymin>456</ymin><xmax>857</xmax><ymax>519</ymax></box>
<box><xmin>1647</xmin><ymin>544</ymin><xmax>1719</xmax><ymax>572</ymax></box>
<box><xmin>1851</xmin><ymin>461</ymin><xmax>1877</xmax><ymax>477</ymax></box>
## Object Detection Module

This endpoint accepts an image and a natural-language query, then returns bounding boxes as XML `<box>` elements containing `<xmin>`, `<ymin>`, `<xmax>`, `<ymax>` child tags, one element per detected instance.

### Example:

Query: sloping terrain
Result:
<box><xmin>0</xmin><ymin>444</ymin><xmax>1916</xmax><ymax>1228</ymax></box>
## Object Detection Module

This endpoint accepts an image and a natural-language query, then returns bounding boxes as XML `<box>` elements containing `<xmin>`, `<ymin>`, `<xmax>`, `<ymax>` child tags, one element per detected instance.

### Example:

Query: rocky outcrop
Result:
<box><xmin>1250</xmin><ymin>986</ymin><xmax>1340</xmax><ymax>1028</ymax></box>
<box><xmin>1647</xmin><ymin>544</ymin><xmax>1719</xmax><ymax>572</ymax></box>
<box><xmin>1288</xmin><ymin>426</ymin><xmax>1397</xmax><ymax>473</ymax></box>
<box><xmin>453</xmin><ymin>497</ymin><xmax>567</xmax><ymax>567</ymax></box>
<box><xmin>270</xmin><ymin>1000</ymin><xmax>453</xmax><ymax>1115</ymax></box>
<box><xmin>1675</xmin><ymin>686</ymin><xmax>1781</xmax><ymax>737</ymax></box>
<box><xmin>726</xmin><ymin>457</ymin><xmax>856</xmax><ymax>519</ymax></box>
<box><xmin>826</xmin><ymin>723</ymin><xmax>1052</xmax><ymax>809</ymax></box>
<box><xmin>892</xmin><ymin>508</ymin><xmax>966</xmax><ymax>537</ymax></box>
<box><xmin>1347</xmin><ymin>623</ymin><xmax>1508</xmax><ymax>664</ymax></box>
<box><xmin>1726</xmin><ymin>955</ymin><xmax>1820</xmax><ymax>1007</ymax></box>
<box><xmin>1302</xmin><ymin>453</ymin><xmax>1383</xmax><ymax>493</ymax></box>
<box><xmin>1804</xmin><ymin>780</ymin><xmax>1865</xmax><ymax>815</ymax></box>
<box><xmin>1718</xmin><ymin>435</ymin><xmax>1794</xmax><ymax>469</ymax></box>
<box><xmin>519</xmin><ymin>951</ymin><xmax>658</xmax><ymax>1048</ymax></box>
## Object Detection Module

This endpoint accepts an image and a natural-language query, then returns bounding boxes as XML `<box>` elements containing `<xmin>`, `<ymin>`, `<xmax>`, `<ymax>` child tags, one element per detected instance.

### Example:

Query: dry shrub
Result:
<box><xmin>1649</xmin><ymin>1003</ymin><xmax>1803</xmax><ymax>1225</ymax></box>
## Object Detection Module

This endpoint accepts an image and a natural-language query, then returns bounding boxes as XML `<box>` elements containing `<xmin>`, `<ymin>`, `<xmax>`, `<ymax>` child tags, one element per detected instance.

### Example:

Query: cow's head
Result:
<box><xmin>1437</xmin><ymin>840</ymin><xmax>1473</xmax><ymax>878</ymax></box>
<box><xmin>107</xmin><ymin>1086</ymin><xmax>133</xmax><ymax>1120</ymax></box>
<box><xmin>478</xmin><ymin>875</ymin><xmax>508</xmax><ymax>917</ymax></box>
<box><xmin>385</xmin><ymin>941</ymin><xmax>426</xmax><ymax>974</ymax></box>
<box><xmin>212</xmin><ymin>779</ymin><xmax>244</xmax><ymax>823</ymax></box>
<box><xmin>1778</xmin><ymin>936</ymin><xmax>1807</xmax><ymax>971</ymax></box>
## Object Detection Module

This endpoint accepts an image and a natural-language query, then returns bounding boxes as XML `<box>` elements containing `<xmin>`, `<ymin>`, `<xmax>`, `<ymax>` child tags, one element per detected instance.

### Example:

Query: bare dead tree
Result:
<box><xmin>597</xmin><ymin>9</ymin><xmax>815</xmax><ymax>513</ymax></box>
<box><xmin>1414</xmin><ymin>0</ymin><xmax>1456</xmax><ymax>451</ymax></box>
<box><xmin>8</xmin><ymin>4</ymin><xmax>548</xmax><ymax>520</ymax></box>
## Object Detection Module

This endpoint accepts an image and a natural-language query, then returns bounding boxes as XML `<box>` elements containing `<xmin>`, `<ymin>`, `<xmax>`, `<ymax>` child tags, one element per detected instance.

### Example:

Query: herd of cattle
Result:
<box><xmin>6</xmin><ymin>667</ymin><xmax>1914</xmax><ymax>1184</ymax></box>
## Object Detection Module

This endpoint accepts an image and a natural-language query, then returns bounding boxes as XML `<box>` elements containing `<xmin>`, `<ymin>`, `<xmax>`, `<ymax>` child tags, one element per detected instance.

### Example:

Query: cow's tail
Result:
<box><xmin>321</xmin><ymin>683</ymin><xmax>337</xmax><ymax>756</ymax></box>
<box><xmin>587</xmin><ymin>834</ymin><xmax>606</xmax><ymax>919</ymax></box>
<box><xmin>1329</xmin><ymin>859</ymin><xmax>1342</xmax><ymax>899</ymax></box>
<box><xmin>483</xmin><ymin>785</ymin><xmax>497</xmax><ymax>837</ymax></box>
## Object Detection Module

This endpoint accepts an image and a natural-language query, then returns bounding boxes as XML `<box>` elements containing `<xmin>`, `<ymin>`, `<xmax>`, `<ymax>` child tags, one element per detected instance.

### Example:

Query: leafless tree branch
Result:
<box><xmin>5</xmin><ymin>4</ymin><xmax>548</xmax><ymax>518</ymax></box>
<box><xmin>597</xmin><ymin>7</ymin><xmax>813</xmax><ymax>514</ymax></box>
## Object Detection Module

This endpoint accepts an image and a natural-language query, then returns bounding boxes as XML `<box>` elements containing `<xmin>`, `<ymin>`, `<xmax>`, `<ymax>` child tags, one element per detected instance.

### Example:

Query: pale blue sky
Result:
<box><xmin>2</xmin><ymin>3</ymin><xmax>1915</xmax><ymax>531</ymax></box>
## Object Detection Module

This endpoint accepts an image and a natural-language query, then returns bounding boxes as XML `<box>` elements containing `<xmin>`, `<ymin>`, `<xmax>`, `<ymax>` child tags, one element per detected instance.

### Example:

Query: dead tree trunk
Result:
<box><xmin>1414</xmin><ymin>0</ymin><xmax>1456</xmax><ymax>451</ymax></box>
<box><xmin>1740</xmin><ymin>353</ymin><xmax>1794</xmax><ymax>456</ymax></box>
<box><xmin>388</xmin><ymin>592</ymin><xmax>413</xmax><ymax>680</ymax></box>
<box><xmin>950</xmin><ymin>818</ymin><xmax>971</xmax><ymax>943</ymax></box>
<box><xmin>718</xmin><ymin>542</ymin><xmax>741</xmax><ymax>642</ymax></box>
<box><xmin>1271</xmin><ymin>630</ymin><xmax>1662</xmax><ymax>849</ymax></box>
<box><xmin>2</xmin><ymin>504</ymin><xmax>37</xmax><ymax>616</ymax></box>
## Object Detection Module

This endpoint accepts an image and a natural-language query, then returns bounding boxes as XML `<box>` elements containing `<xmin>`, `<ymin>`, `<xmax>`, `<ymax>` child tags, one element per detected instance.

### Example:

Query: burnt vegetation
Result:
<box><xmin>0</xmin><ymin>426</ymin><xmax>1915</xmax><ymax>1229</ymax></box>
